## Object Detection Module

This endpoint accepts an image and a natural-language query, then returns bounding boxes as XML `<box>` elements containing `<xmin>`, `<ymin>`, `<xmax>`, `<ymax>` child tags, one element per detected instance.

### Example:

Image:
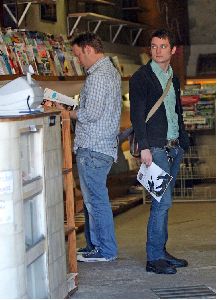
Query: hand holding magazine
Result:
<box><xmin>137</xmin><ymin>162</ymin><xmax>173</xmax><ymax>202</ymax></box>
<box><xmin>43</xmin><ymin>88</ymin><xmax>78</xmax><ymax>109</ymax></box>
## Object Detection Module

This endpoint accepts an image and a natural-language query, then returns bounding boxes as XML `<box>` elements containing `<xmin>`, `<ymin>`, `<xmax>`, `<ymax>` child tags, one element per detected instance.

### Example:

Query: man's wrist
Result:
<box><xmin>70</xmin><ymin>110</ymin><xmax>77</xmax><ymax>120</ymax></box>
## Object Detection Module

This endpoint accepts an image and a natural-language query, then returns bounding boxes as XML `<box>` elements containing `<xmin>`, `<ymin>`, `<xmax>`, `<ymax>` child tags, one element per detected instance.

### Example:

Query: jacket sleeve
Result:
<box><xmin>174</xmin><ymin>76</ymin><xmax>190</xmax><ymax>150</ymax></box>
<box><xmin>129</xmin><ymin>70</ymin><xmax>150</xmax><ymax>150</ymax></box>
<box><xmin>174</xmin><ymin>77</ymin><xmax>186</xmax><ymax>132</ymax></box>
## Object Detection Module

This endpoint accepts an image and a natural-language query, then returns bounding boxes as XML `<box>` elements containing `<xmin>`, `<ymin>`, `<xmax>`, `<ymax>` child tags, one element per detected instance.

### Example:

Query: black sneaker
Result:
<box><xmin>77</xmin><ymin>248</ymin><xmax>117</xmax><ymax>262</ymax></box>
<box><xmin>76</xmin><ymin>246</ymin><xmax>93</xmax><ymax>255</ymax></box>
<box><xmin>146</xmin><ymin>259</ymin><xmax>177</xmax><ymax>274</ymax></box>
<box><xmin>164</xmin><ymin>251</ymin><xmax>188</xmax><ymax>268</ymax></box>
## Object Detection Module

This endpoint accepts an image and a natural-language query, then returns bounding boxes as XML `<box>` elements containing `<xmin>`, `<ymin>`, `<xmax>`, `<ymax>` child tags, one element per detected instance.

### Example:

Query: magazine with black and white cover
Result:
<box><xmin>137</xmin><ymin>162</ymin><xmax>173</xmax><ymax>202</ymax></box>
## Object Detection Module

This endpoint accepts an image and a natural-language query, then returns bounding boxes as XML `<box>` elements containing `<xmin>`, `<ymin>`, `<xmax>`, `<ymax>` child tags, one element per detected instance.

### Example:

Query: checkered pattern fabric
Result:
<box><xmin>74</xmin><ymin>57</ymin><xmax>122</xmax><ymax>160</ymax></box>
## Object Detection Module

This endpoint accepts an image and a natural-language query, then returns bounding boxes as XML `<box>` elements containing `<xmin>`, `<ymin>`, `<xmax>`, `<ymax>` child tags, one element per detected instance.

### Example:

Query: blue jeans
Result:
<box><xmin>76</xmin><ymin>148</ymin><xmax>118</xmax><ymax>258</ymax></box>
<box><xmin>146</xmin><ymin>145</ymin><xmax>184</xmax><ymax>261</ymax></box>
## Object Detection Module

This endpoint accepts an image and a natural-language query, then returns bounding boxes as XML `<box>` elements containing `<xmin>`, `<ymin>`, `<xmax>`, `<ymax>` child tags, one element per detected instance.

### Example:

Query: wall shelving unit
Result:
<box><xmin>67</xmin><ymin>12</ymin><xmax>148</xmax><ymax>46</ymax></box>
<box><xmin>174</xmin><ymin>77</ymin><xmax>216</xmax><ymax>202</ymax></box>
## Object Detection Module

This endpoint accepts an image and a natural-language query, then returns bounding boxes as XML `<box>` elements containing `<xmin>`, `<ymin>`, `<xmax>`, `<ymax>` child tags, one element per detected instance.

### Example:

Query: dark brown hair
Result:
<box><xmin>71</xmin><ymin>32</ymin><xmax>104</xmax><ymax>53</ymax></box>
<box><xmin>150</xmin><ymin>28</ymin><xmax>176</xmax><ymax>48</ymax></box>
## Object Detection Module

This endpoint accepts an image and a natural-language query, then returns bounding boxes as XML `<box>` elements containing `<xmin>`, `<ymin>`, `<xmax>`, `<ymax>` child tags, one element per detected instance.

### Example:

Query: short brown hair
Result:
<box><xmin>71</xmin><ymin>32</ymin><xmax>104</xmax><ymax>53</ymax></box>
<box><xmin>151</xmin><ymin>28</ymin><xmax>176</xmax><ymax>48</ymax></box>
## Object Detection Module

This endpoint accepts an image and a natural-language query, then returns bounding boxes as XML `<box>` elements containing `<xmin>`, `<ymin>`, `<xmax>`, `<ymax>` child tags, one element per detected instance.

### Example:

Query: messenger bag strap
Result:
<box><xmin>145</xmin><ymin>74</ymin><xmax>173</xmax><ymax>123</ymax></box>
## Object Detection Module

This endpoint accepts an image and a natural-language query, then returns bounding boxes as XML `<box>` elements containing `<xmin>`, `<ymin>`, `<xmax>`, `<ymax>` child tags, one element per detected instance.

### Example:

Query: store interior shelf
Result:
<box><xmin>67</xmin><ymin>12</ymin><xmax>148</xmax><ymax>45</ymax></box>
<box><xmin>0</xmin><ymin>74</ymin><xmax>130</xmax><ymax>81</ymax></box>
<box><xmin>121</xmin><ymin>7</ymin><xmax>145</xmax><ymax>11</ymax></box>
<box><xmin>187</xmin><ymin>128</ymin><xmax>215</xmax><ymax>135</ymax></box>
<box><xmin>186</xmin><ymin>76</ymin><xmax>216</xmax><ymax>84</ymax></box>
<box><xmin>3</xmin><ymin>0</ymin><xmax>56</xmax><ymax>28</ymax></box>
<box><xmin>4</xmin><ymin>0</ymin><xmax>56</xmax><ymax>3</ymax></box>
<box><xmin>0</xmin><ymin>74</ymin><xmax>131</xmax><ymax>95</ymax></box>
<box><xmin>75</xmin><ymin>0</ymin><xmax>115</xmax><ymax>6</ymax></box>
<box><xmin>0</xmin><ymin>74</ymin><xmax>85</xmax><ymax>81</ymax></box>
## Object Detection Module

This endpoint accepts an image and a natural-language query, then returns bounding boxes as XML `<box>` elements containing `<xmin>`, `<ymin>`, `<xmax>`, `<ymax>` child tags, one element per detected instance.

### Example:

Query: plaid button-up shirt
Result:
<box><xmin>74</xmin><ymin>56</ymin><xmax>122</xmax><ymax>160</ymax></box>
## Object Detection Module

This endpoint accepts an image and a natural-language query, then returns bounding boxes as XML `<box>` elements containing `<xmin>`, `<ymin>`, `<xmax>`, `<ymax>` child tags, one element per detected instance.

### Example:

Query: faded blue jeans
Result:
<box><xmin>146</xmin><ymin>145</ymin><xmax>184</xmax><ymax>261</ymax></box>
<box><xmin>76</xmin><ymin>148</ymin><xmax>118</xmax><ymax>259</ymax></box>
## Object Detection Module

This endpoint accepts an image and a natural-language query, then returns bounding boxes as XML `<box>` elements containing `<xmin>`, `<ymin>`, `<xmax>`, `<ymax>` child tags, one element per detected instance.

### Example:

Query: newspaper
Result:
<box><xmin>44</xmin><ymin>88</ymin><xmax>78</xmax><ymax>109</ymax></box>
<box><xmin>137</xmin><ymin>162</ymin><xmax>173</xmax><ymax>202</ymax></box>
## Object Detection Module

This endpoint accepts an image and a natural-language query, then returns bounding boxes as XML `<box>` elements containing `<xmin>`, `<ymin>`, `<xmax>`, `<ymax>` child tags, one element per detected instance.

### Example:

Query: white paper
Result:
<box><xmin>137</xmin><ymin>162</ymin><xmax>173</xmax><ymax>202</ymax></box>
<box><xmin>0</xmin><ymin>200</ymin><xmax>13</xmax><ymax>224</ymax></box>
<box><xmin>0</xmin><ymin>171</ymin><xmax>13</xmax><ymax>194</ymax></box>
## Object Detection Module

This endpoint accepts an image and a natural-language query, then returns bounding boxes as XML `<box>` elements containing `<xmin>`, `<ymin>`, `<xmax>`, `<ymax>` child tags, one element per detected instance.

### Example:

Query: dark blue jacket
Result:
<box><xmin>129</xmin><ymin>61</ymin><xmax>189</xmax><ymax>151</ymax></box>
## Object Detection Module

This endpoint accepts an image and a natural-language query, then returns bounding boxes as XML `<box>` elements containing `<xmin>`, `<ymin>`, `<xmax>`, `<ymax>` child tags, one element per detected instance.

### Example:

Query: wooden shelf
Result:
<box><xmin>76</xmin><ymin>0</ymin><xmax>115</xmax><ymax>6</ymax></box>
<box><xmin>0</xmin><ymin>74</ymin><xmax>130</xmax><ymax>81</ymax></box>
<box><xmin>0</xmin><ymin>74</ymin><xmax>85</xmax><ymax>81</ymax></box>
<box><xmin>4</xmin><ymin>0</ymin><xmax>56</xmax><ymax>3</ymax></box>
<box><xmin>3</xmin><ymin>0</ymin><xmax>56</xmax><ymax>29</ymax></box>
<box><xmin>67</xmin><ymin>12</ymin><xmax>148</xmax><ymax>28</ymax></box>
<box><xmin>0</xmin><ymin>74</ymin><xmax>131</xmax><ymax>95</ymax></box>
<box><xmin>186</xmin><ymin>76</ymin><xmax>216</xmax><ymax>85</ymax></box>
<box><xmin>122</xmin><ymin>6</ymin><xmax>144</xmax><ymax>11</ymax></box>
<box><xmin>61</xmin><ymin>110</ymin><xmax>77</xmax><ymax>273</ymax></box>
<box><xmin>187</xmin><ymin>128</ymin><xmax>215</xmax><ymax>135</ymax></box>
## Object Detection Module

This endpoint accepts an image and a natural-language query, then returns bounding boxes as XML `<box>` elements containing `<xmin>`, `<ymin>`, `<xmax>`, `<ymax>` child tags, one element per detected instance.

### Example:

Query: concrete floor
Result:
<box><xmin>71</xmin><ymin>202</ymin><xmax>216</xmax><ymax>299</ymax></box>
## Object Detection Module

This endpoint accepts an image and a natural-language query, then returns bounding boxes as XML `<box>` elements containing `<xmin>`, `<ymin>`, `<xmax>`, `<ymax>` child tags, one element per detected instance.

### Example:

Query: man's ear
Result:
<box><xmin>171</xmin><ymin>46</ymin><xmax>176</xmax><ymax>55</ymax></box>
<box><xmin>149</xmin><ymin>47</ymin><xmax>152</xmax><ymax>56</ymax></box>
<box><xmin>85</xmin><ymin>45</ymin><xmax>93</xmax><ymax>54</ymax></box>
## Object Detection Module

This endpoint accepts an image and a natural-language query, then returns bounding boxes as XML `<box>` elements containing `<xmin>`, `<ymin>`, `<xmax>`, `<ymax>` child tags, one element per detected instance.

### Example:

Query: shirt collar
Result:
<box><xmin>151</xmin><ymin>59</ymin><xmax>173</xmax><ymax>78</ymax></box>
<box><xmin>87</xmin><ymin>56</ymin><xmax>107</xmax><ymax>75</ymax></box>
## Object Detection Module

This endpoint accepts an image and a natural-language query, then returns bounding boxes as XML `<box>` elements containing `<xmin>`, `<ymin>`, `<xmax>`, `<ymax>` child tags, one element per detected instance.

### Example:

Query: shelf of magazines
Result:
<box><xmin>182</xmin><ymin>78</ymin><xmax>216</xmax><ymax>131</ymax></box>
<box><xmin>0</xmin><ymin>28</ymin><xmax>126</xmax><ymax>79</ymax></box>
<box><xmin>173</xmin><ymin>144</ymin><xmax>216</xmax><ymax>202</ymax></box>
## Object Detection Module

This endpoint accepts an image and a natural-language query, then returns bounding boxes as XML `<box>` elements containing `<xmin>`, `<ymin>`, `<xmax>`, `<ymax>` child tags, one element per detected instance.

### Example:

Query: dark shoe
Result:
<box><xmin>146</xmin><ymin>259</ymin><xmax>177</xmax><ymax>274</ymax></box>
<box><xmin>165</xmin><ymin>251</ymin><xmax>188</xmax><ymax>268</ymax></box>
<box><xmin>76</xmin><ymin>246</ymin><xmax>94</xmax><ymax>255</ymax></box>
<box><xmin>77</xmin><ymin>249</ymin><xmax>117</xmax><ymax>262</ymax></box>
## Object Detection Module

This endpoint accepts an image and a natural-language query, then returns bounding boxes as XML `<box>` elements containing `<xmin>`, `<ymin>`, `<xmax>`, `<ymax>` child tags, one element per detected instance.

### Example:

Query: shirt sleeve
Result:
<box><xmin>77</xmin><ymin>74</ymin><xmax>107</xmax><ymax>124</ymax></box>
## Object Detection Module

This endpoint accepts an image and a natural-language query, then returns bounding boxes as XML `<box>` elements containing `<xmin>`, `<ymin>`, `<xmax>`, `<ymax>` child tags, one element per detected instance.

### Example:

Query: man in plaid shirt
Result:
<box><xmin>70</xmin><ymin>32</ymin><xmax>122</xmax><ymax>262</ymax></box>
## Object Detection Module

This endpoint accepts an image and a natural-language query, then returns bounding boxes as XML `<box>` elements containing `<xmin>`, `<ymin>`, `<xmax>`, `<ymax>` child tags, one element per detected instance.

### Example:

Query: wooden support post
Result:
<box><xmin>61</xmin><ymin>110</ymin><xmax>77</xmax><ymax>274</ymax></box>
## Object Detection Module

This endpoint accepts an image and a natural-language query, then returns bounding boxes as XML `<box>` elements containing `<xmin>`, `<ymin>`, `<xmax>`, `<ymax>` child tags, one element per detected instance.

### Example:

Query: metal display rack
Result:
<box><xmin>174</xmin><ymin>144</ymin><xmax>216</xmax><ymax>202</ymax></box>
<box><xmin>2</xmin><ymin>0</ymin><xmax>56</xmax><ymax>28</ymax></box>
<box><xmin>67</xmin><ymin>12</ymin><xmax>148</xmax><ymax>46</ymax></box>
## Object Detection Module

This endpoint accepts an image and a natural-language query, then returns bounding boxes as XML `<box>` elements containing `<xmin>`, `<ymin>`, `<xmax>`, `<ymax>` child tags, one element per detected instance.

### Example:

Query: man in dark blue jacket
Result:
<box><xmin>130</xmin><ymin>28</ymin><xmax>189</xmax><ymax>274</ymax></box>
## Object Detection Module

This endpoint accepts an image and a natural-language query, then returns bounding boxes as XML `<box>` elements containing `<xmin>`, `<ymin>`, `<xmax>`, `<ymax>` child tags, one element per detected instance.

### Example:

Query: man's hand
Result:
<box><xmin>70</xmin><ymin>109</ymin><xmax>77</xmax><ymax>120</ymax></box>
<box><xmin>55</xmin><ymin>102</ymin><xmax>65</xmax><ymax>110</ymax></box>
<box><xmin>140</xmin><ymin>149</ymin><xmax>152</xmax><ymax>166</ymax></box>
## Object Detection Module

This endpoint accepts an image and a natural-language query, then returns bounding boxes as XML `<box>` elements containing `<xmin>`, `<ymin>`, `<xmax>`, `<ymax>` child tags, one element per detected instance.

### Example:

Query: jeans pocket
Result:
<box><xmin>89</xmin><ymin>151</ymin><xmax>113</xmax><ymax>169</ymax></box>
<box><xmin>168</xmin><ymin>145</ymin><xmax>184</xmax><ymax>159</ymax></box>
<box><xmin>150</xmin><ymin>147</ymin><xmax>165</xmax><ymax>155</ymax></box>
